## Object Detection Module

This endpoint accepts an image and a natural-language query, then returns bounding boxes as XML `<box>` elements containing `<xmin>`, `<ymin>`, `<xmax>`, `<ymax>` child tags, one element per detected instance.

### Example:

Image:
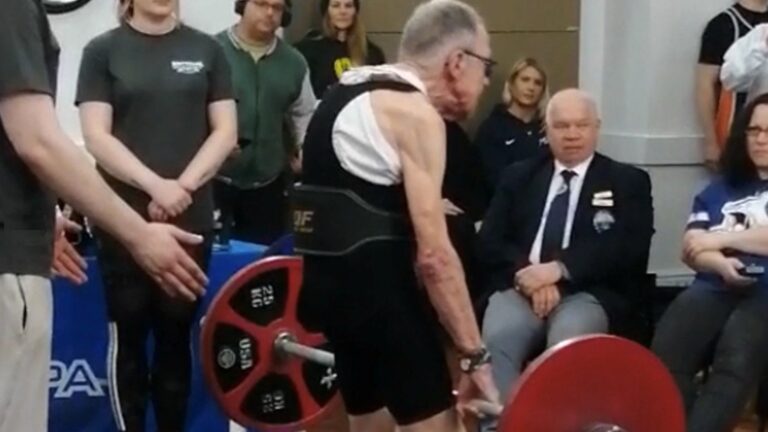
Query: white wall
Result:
<box><xmin>48</xmin><ymin>0</ymin><xmax>239</xmax><ymax>143</ymax></box>
<box><xmin>579</xmin><ymin>0</ymin><xmax>731</xmax><ymax>285</ymax></box>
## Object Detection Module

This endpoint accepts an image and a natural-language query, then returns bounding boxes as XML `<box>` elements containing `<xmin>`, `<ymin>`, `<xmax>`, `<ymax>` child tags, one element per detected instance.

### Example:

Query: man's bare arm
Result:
<box><xmin>2</xmin><ymin>94</ymin><xmax>146</xmax><ymax>246</ymax></box>
<box><xmin>695</xmin><ymin>65</ymin><xmax>721</xmax><ymax>164</ymax></box>
<box><xmin>376</xmin><ymin>92</ymin><xmax>483</xmax><ymax>354</ymax></box>
<box><xmin>1</xmin><ymin>93</ymin><xmax>209</xmax><ymax>298</ymax></box>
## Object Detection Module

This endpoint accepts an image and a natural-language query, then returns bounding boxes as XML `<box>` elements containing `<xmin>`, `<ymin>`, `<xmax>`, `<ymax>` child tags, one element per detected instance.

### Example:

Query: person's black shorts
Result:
<box><xmin>299</xmin><ymin>242</ymin><xmax>455</xmax><ymax>425</ymax></box>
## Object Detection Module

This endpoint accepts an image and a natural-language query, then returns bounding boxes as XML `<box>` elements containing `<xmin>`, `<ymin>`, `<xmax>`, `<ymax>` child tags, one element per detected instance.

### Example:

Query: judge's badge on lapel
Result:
<box><xmin>592</xmin><ymin>190</ymin><xmax>614</xmax><ymax>208</ymax></box>
<box><xmin>593</xmin><ymin>209</ymin><xmax>615</xmax><ymax>233</ymax></box>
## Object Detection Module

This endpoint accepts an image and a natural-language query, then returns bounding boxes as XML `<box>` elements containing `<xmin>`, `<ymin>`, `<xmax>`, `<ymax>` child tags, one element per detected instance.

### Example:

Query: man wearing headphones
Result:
<box><xmin>214</xmin><ymin>0</ymin><xmax>317</xmax><ymax>246</ymax></box>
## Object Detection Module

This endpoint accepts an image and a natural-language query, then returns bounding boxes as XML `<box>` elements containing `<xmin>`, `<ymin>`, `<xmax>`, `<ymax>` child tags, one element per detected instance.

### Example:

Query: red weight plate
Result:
<box><xmin>499</xmin><ymin>335</ymin><xmax>685</xmax><ymax>432</ymax></box>
<box><xmin>200</xmin><ymin>255</ymin><xmax>341</xmax><ymax>431</ymax></box>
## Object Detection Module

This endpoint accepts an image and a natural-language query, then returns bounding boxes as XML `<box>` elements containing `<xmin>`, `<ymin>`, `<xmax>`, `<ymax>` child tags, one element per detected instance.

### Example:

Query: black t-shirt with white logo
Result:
<box><xmin>699</xmin><ymin>3</ymin><xmax>768</xmax><ymax>66</ymax></box>
<box><xmin>0</xmin><ymin>0</ymin><xmax>59</xmax><ymax>276</ymax></box>
<box><xmin>77</xmin><ymin>24</ymin><xmax>233</xmax><ymax>231</ymax></box>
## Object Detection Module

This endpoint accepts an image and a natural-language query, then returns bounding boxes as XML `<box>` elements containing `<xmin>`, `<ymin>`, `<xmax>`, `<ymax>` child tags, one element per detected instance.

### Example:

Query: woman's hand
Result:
<box><xmin>147</xmin><ymin>178</ymin><xmax>192</xmax><ymax>218</ymax></box>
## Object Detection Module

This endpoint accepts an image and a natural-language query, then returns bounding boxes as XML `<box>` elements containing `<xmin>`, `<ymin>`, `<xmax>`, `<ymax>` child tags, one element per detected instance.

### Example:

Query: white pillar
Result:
<box><xmin>579</xmin><ymin>0</ymin><xmax>731</xmax><ymax>284</ymax></box>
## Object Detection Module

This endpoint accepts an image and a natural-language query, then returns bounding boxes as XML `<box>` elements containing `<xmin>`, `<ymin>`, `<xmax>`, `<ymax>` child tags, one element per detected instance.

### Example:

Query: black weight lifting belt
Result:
<box><xmin>295</xmin><ymin>79</ymin><xmax>420</xmax><ymax>256</ymax></box>
<box><xmin>292</xmin><ymin>185</ymin><xmax>411</xmax><ymax>256</ymax></box>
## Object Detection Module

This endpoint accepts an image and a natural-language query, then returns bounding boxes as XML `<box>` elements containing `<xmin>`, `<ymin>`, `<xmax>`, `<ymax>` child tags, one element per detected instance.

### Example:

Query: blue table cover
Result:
<box><xmin>49</xmin><ymin>241</ymin><xmax>266</xmax><ymax>432</ymax></box>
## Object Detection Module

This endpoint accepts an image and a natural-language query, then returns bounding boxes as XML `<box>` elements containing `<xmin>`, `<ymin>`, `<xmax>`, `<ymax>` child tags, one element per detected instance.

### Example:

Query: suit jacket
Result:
<box><xmin>478</xmin><ymin>152</ymin><xmax>654</xmax><ymax>323</ymax></box>
<box><xmin>442</xmin><ymin>121</ymin><xmax>491</xmax><ymax>303</ymax></box>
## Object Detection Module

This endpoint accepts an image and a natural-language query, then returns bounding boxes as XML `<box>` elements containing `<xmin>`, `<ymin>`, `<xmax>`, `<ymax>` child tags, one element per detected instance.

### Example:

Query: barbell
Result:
<box><xmin>200</xmin><ymin>256</ymin><xmax>685</xmax><ymax>431</ymax></box>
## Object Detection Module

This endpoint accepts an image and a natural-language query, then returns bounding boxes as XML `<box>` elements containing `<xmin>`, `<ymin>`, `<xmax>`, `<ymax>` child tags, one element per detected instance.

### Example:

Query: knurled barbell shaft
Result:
<box><xmin>273</xmin><ymin>333</ymin><xmax>504</xmax><ymax>418</ymax></box>
<box><xmin>274</xmin><ymin>335</ymin><xmax>336</xmax><ymax>368</ymax></box>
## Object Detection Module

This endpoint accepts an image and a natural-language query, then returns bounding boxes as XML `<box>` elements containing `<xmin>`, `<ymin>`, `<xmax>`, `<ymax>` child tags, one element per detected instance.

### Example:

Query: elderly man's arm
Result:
<box><xmin>382</xmin><ymin>91</ymin><xmax>484</xmax><ymax>354</ymax></box>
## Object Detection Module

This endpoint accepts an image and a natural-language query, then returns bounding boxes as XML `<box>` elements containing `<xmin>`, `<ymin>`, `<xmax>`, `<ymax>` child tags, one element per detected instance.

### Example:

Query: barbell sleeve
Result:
<box><xmin>274</xmin><ymin>334</ymin><xmax>504</xmax><ymax>418</ymax></box>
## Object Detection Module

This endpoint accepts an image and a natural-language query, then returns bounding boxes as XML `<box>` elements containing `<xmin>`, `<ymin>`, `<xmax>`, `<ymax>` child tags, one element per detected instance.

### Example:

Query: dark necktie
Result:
<box><xmin>540</xmin><ymin>170</ymin><xmax>576</xmax><ymax>262</ymax></box>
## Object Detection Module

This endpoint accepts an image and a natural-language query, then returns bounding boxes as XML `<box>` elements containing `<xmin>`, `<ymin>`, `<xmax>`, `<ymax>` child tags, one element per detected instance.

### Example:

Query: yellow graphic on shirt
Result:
<box><xmin>334</xmin><ymin>57</ymin><xmax>353</xmax><ymax>78</ymax></box>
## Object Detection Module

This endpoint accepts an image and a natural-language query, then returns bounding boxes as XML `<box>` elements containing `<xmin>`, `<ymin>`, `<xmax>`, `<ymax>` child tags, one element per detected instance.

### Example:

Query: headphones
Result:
<box><xmin>235</xmin><ymin>0</ymin><xmax>293</xmax><ymax>27</ymax></box>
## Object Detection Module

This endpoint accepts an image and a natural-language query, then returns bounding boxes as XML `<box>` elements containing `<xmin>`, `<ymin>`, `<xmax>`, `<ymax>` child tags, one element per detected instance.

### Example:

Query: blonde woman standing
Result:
<box><xmin>475</xmin><ymin>57</ymin><xmax>549</xmax><ymax>189</ymax></box>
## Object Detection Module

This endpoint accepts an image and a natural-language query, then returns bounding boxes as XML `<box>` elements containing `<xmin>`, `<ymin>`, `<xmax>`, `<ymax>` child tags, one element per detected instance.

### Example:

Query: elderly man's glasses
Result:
<box><xmin>463</xmin><ymin>50</ymin><xmax>497</xmax><ymax>78</ymax></box>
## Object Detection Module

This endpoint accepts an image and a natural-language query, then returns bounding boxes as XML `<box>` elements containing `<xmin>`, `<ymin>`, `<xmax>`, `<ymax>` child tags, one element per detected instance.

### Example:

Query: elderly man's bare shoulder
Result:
<box><xmin>370</xmin><ymin>89</ymin><xmax>442</xmax><ymax>134</ymax></box>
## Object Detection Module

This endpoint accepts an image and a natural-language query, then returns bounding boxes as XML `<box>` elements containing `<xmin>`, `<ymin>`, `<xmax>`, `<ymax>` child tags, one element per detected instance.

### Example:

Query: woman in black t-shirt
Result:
<box><xmin>294</xmin><ymin>0</ymin><xmax>385</xmax><ymax>98</ymax></box>
<box><xmin>76</xmin><ymin>0</ymin><xmax>236</xmax><ymax>430</ymax></box>
<box><xmin>475</xmin><ymin>57</ymin><xmax>549</xmax><ymax>190</ymax></box>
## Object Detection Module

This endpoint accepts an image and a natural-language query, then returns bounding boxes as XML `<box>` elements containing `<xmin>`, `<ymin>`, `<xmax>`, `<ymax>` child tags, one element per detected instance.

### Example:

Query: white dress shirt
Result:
<box><xmin>528</xmin><ymin>156</ymin><xmax>594</xmax><ymax>264</ymax></box>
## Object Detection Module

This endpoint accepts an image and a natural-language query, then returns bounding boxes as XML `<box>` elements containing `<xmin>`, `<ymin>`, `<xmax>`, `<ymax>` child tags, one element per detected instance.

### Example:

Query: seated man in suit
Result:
<box><xmin>478</xmin><ymin>89</ymin><xmax>654</xmax><ymax>411</ymax></box>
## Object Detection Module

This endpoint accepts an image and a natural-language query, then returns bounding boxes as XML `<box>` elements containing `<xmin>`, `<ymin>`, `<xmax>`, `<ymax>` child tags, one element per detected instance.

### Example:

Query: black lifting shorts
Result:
<box><xmin>298</xmin><ymin>242</ymin><xmax>455</xmax><ymax>425</ymax></box>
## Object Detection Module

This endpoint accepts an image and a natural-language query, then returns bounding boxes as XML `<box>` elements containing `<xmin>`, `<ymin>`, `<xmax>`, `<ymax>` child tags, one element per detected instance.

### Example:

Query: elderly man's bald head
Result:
<box><xmin>545</xmin><ymin>89</ymin><xmax>601</xmax><ymax>167</ymax></box>
<box><xmin>546</xmin><ymin>88</ymin><xmax>600</xmax><ymax>123</ymax></box>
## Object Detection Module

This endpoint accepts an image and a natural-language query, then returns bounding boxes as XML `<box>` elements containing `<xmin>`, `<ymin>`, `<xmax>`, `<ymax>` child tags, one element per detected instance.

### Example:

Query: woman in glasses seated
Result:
<box><xmin>653</xmin><ymin>93</ymin><xmax>768</xmax><ymax>432</ymax></box>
